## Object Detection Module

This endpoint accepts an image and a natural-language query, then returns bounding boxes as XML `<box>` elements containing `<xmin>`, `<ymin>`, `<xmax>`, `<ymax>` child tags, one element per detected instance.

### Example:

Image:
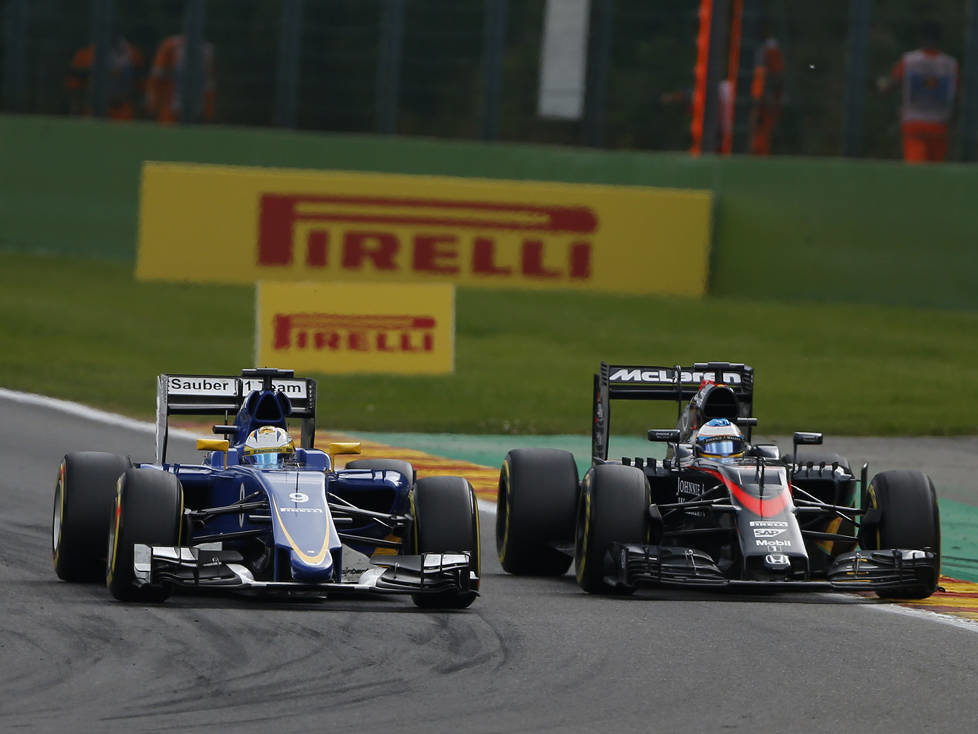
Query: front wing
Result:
<box><xmin>607</xmin><ymin>543</ymin><xmax>939</xmax><ymax>595</ymax></box>
<box><xmin>133</xmin><ymin>545</ymin><xmax>476</xmax><ymax>598</ymax></box>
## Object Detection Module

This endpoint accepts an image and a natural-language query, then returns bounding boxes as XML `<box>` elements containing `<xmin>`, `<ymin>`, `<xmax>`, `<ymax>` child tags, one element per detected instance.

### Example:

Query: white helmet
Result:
<box><xmin>242</xmin><ymin>426</ymin><xmax>295</xmax><ymax>468</ymax></box>
<box><xmin>694</xmin><ymin>418</ymin><xmax>744</xmax><ymax>462</ymax></box>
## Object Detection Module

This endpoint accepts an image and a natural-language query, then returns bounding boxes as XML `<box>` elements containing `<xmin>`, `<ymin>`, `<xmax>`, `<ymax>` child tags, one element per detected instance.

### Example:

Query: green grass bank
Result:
<box><xmin>2</xmin><ymin>114</ymin><xmax>976</xmax><ymax>310</ymax></box>
<box><xmin>3</xmin><ymin>254</ymin><xmax>976</xmax><ymax>436</ymax></box>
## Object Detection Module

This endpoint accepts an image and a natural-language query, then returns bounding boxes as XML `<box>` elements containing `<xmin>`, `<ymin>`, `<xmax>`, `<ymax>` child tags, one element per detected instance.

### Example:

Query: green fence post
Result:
<box><xmin>274</xmin><ymin>0</ymin><xmax>303</xmax><ymax>128</ymax></box>
<box><xmin>583</xmin><ymin>0</ymin><xmax>613</xmax><ymax>148</ymax></box>
<box><xmin>2</xmin><ymin>0</ymin><xmax>29</xmax><ymax>112</ymax></box>
<box><xmin>480</xmin><ymin>0</ymin><xmax>507</xmax><ymax>142</ymax></box>
<box><xmin>181</xmin><ymin>0</ymin><xmax>207</xmax><ymax>124</ymax></box>
<box><xmin>733</xmin><ymin>0</ymin><xmax>760</xmax><ymax>154</ymax></box>
<box><xmin>961</xmin><ymin>0</ymin><xmax>978</xmax><ymax>162</ymax></box>
<box><xmin>843</xmin><ymin>0</ymin><xmax>872</xmax><ymax>158</ymax></box>
<box><xmin>89</xmin><ymin>0</ymin><xmax>114</xmax><ymax>119</ymax></box>
<box><xmin>701</xmin><ymin>0</ymin><xmax>730</xmax><ymax>154</ymax></box>
<box><xmin>375</xmin><ymin>0</ymin><xmax>405</xmax><ymax>134</ymax></box>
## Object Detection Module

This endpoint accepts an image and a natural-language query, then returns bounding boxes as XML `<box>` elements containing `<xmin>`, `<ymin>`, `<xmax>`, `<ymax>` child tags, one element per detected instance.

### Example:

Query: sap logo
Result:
<box><xmin>753</xmin><ymin>528</ymin><xmax>785</xmax><ymax>538</ymax></box>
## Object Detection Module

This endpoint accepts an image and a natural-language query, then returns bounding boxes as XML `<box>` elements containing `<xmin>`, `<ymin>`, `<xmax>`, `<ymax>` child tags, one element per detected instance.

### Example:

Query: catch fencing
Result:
<box><xmin>2</xmin><ymin>0</ymin><xmax>977</xmax><ymax>160</ymax></box>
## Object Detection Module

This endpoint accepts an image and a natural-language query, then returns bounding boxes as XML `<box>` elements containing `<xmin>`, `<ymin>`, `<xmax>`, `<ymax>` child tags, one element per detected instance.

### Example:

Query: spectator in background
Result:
<box><xmin>877</xmin><ymin>22</ymin><xmax>958</xmax><ymax>164</ymax></box>
<box><xmin>66</xmin><ymin>35</ymin><xmax>144</xmax><ymax>120</ymax></box>
<box><xmin>146</xmin><ymin>34</ymin><xmax>216</xmax><ymax>124</ymax></box>
<box><xmin>748</xmin><ymin>30</ymin><xmax>785</xmax><ymax>156</ymax></box>
<box><xmin>660</xmin><ymin>79</ymin><xmax>734</xmax><ymax>154</ymax></box>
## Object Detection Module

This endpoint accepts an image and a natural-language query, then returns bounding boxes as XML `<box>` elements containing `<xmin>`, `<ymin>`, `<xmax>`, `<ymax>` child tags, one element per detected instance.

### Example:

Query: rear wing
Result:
<box><xmin>155</xmin><ymin>368</ymin><xmax>317</xmax><ymax>463</ymax></box>
<box><xmin>592</xmin><ymin>361</ymin><xmax>754</xmax><ymax>462</ymax></box>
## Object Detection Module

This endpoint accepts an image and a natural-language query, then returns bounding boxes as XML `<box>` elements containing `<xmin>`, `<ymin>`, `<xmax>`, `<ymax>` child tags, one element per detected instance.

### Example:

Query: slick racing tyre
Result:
<box><xmin>575</xmin><ymin>463</ymin><xmax>650</xmax><ymax>595</ymax></box>
<box><xmin>53</xmin><ymin>452</ymin><xmax>131</xmax><ymax>582</ymax></box>
<box><xmin>345</xmin><ymin>458</ymin><xmax>416</xmax><ymax>486</ymax></box>
<box><xmin>410</xmin><ymin>476</ymin><xmax>480</xmax><ymax>609</ymax></box>
<box><xmin>861</xmin><ymin>470</ymin><xmax>941</xmax><ymax>599</ymax></box>
<box><xmin>496</xmin><ymin>448</ymin><xmax>578</xmax><ymax>576</ymax></box>
<box><xmin>106</xmin><ymin>468</ymin><xmax>183</xmax><ymax>603</ymax></box>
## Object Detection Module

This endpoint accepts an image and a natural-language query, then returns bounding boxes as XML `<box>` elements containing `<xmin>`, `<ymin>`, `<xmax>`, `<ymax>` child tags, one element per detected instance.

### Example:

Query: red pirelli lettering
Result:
<box><xmin>272</xmin><ymin>312</ymin><xmax>438</xmax><ymax>354</ymax></box>
<box><xmin>257</xmin><ymin>193</ymin><xmax>599</xmax><ymax>280</ymax></box>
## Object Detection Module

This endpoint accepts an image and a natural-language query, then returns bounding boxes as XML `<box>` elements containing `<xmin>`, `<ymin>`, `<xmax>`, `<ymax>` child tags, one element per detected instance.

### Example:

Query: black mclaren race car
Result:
<box><xmin>53</xmin><ymin>368</ymin><xmax>480</xmax><ymax>608</ymax></box>
<box><xmin>496</xmin><ymin>361</ymin><xmax>940</xmax><ymax>599</ymax></box>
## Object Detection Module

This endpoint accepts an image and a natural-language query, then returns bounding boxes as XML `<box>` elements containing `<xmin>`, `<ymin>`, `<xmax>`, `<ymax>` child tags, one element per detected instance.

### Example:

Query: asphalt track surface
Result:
<box><xmin>4</xmin><ymin>394</ymin><xmax>978</xmax><ymax>733</ymax></box>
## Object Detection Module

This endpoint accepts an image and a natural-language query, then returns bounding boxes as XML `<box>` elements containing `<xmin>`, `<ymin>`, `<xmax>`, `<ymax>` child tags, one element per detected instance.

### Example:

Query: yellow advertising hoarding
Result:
<box><xmin>137</xmin><ymin>163</ymin><xmax>712</xmax><ymax>295</ymax></box>
<box><xmin>255</xmin><ymin>281</ymin><xmax>455</xmax><ymax>374</ymax></box>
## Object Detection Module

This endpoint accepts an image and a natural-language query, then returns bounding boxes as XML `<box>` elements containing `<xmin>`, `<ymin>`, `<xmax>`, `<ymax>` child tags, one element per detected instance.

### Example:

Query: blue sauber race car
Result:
<box><xmin>53</xmin><ymin>368</ymin><xmax>480</xmax><ymax>608</ymax></box>
<box><xmin>497</xmin><ymin>361</ymin><xmax>940</xmax><ymax>599</ymax></box>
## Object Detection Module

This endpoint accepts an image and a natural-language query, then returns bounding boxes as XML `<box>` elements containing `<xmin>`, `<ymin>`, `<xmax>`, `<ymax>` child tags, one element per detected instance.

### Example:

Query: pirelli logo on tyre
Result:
<box><xmin>255</xmin><ymin>282</ymin><xmax>455</xmax><ymax>374</ymax></box>
<box><xmin>136</xmin><ymin>163</ymin><xmax>712</xmax><ymax>295</ymax></box>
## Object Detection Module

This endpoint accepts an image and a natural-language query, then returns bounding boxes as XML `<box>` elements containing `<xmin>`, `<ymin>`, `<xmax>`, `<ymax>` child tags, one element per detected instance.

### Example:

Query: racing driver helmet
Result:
<box><xmin>242</xmin><ymin>426</ymin><xmax>295</xmax><ymax>468</ymax></box>
<box><xmin>694</xmin><ymin>418</ymin><xmax>745</xmax><ymax>462</ymax></box>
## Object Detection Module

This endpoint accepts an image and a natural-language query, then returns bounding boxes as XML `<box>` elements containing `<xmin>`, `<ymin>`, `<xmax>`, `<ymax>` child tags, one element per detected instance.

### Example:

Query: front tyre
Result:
<box><xmin>410</xmin><ymin>476</ymin><xmax>480</xmax><ymax>609</ymax></box>
<box><xmin>106</xmin><ymin>468</ymin><xmax>183</xmax><ymax>603</ymax></box>
<box><xmin>862</xmin><ymin>470</ymin><xmax>941</xmax><ymax>599</ymax></box>
<box><xmin>575</xmin><ymin>463</ymin><xmax>650</xmax><ymax>595</ymax></box>
<box><xmin>496</xmin><ymin>448</ymin><xmax>579</xmax><ymax>576</ymax></box>
<box><xmin>53</xmin><ymin>452</ymin><xmax>130</xmax><ymax>582</ymax></box>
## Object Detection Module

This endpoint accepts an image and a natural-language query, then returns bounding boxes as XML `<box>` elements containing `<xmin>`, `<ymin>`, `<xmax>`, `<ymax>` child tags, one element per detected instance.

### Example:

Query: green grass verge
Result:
<box><xmin>3</xmin><ymin>252</ymin><xmax>976</xmax><ymax>435</ymax></box>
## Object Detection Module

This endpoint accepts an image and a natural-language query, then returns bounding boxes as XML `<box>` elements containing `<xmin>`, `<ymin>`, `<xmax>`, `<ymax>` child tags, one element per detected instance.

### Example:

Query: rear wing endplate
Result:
<box><xmin>155</xmin><ymin>369</ymin><xmax>317</xmax><ymax>463</ymax></box>
<box><xmin>592</xmin><ymin>361</ymin><xmax>754</xmax><ymax>462</ymax></box>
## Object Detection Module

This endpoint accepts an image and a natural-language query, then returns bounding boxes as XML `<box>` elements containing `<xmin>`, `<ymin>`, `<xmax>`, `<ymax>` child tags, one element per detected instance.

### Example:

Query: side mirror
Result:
<box><xmin>648</xmin><ymin>429</ymin><xmax>681</xmax><ymax>443</ymax></box>
<box><xmin>328</xmin><ymin>441</ymin><xmax>362</xmax><ymax>465</ymax></box>
<box><xmin>793</xmin><ymin>432</ymin><xmax>823</xmax><ymax>446</ymax></box>
<box><xmin>792</xmin><ymin>431</ymin><xmax>823</xmax><ymax>467</ymax></box>
<box><xmin>197</xmin><ymin>438</ymin><xmax>230</xmax><ymax>468</ymax></box>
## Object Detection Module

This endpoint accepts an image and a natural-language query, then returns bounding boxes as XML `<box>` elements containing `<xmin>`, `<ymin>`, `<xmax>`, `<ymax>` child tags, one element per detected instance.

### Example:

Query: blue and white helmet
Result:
<box><xmin>242</xmin><ymin>426</ymin><xmax>295</xmax><ymax>468</ymax></box>
<box><xmin>694</xmin><ymin>418</ymin><xmax>744</xmax><ymax>461</ymax></box>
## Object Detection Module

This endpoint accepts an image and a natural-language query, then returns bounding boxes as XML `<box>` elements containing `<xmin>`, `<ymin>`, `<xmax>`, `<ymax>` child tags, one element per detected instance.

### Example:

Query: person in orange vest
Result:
<box><xmin>877</xmin><ymin>22</ymin><xmax>958</xmax><ymax>163</ymax></box>
<box><xmin>65</xmin><ymin>35</ymin><xmax>144</xmax><ymax>120</ymax></box>
<box><xmin>146</xmin><ymin>34</ymin><xmax>216</xmax><ymax>124</ymax></box>
<box><xmin>748</xmin><ymin>32</ymin><xmax>785</xmax><ymax>156</ymax></box>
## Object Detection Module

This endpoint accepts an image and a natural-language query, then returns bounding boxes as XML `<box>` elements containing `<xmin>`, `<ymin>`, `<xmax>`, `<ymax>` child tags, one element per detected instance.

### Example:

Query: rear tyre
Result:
<box><xmin>106</xmin><ymin>468</ymin><xmax>183</xmax><ymax>603</ymax></box>
<box><xmin>862</xmin><ymin>470</ymin><xmax>941</xmax><ymax>599</ymax></box>
<box><xmin>575</xmin><ymin>463</ymin><xmax>650</xmax><ymax>595</ymax></box>
<box><xmin>345</xmin><ymin>458</ymin><xmax>416</xmax><ymax>486</ymax></box>
<box><xmin>53</xmin><ymin>452</ymin><xmax>130</xmax><ymax>582</ymax></box>
<box><xmin>496</xmin><ymin>449</ymin><xmax>579</xmax><ymax>576</ymax></box>
<box><xmin>410</xmin><ymin>476</ymin><xmax>480</xmax><ymax>609</ymax></box>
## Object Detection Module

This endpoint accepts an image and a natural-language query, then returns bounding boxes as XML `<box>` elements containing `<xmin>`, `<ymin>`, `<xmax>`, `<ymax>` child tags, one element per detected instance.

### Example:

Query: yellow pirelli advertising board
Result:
<box><xmin>255</xmin><ymin>281</ymin><xmax>455</xmax><ymax>374</ymax></box>
<box><xmin>137</xmin><ymin>163</ymin><xmax>712</xmax><ymax>295</ymax></box>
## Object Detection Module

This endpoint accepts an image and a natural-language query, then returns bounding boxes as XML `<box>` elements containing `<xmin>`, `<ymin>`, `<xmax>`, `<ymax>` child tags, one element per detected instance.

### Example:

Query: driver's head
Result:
<box><xmin>242</xmin><ymin>426</ymin><xmax>295</xmax><ymax>468</ymax></box>
<box><xmin>694</xmin><ymin>418</ymin><xmax>744</xmax><ymax>462</ymax></box>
